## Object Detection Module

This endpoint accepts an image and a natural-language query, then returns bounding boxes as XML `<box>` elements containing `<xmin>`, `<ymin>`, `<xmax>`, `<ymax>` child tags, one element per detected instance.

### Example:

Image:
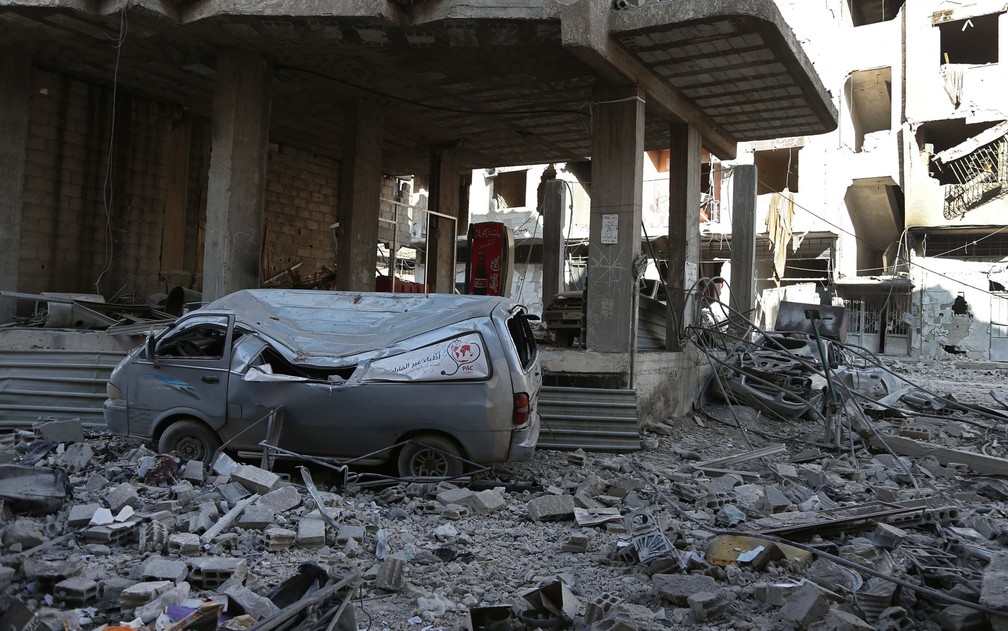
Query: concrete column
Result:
<box><xmin>587</xmin><ymin>86</ymin><xmax>645</xmax><ymax>353</ymax></box>
<box><xmin>0</xmin><ymin>52</ymin><xmax>31</xmax><ymax>323</ymax></box>
<box><xmin>730</xmin><ymin>164</ymin><xmax>758</xmax><ymax>320</ymax></box>
<box><xmin>202</xmin><ymin>50</ymin><xmax>272</xmax><ymax>302</ymax></box>
<box><xmin>427</xmin><ymin>148</ymin><xmax>459</xmax><ymax>293</ymax></box>
<box><xmin>541</xmin><ymin>179</ymin><xmax>567</xmax><ymax>310</ymax></box>
<box><xmin>336</xmin><ymin>100</ymin><xmax>383</xmax><ymax>292</ymax></box>
<box><xmin>666</xmin><ymin>124</ymin><xmax>702</xmax><ymax>350</ymax></box>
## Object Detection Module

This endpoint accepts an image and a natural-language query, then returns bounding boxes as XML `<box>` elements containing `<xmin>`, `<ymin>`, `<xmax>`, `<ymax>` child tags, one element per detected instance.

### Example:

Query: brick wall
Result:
<box><xmin>18</xmin><ymin>68</ymin><xmax>398</xmax><ymax>300</ymax></box>
<box><xmin>20</xmin><ymin>70</ymin><xmax>171</xmax><ymax>300</ymax></box>
<box><xmin>262</xmin><ymin>145</ymin><xmax>340</xmax><ymax>282</ymax></box>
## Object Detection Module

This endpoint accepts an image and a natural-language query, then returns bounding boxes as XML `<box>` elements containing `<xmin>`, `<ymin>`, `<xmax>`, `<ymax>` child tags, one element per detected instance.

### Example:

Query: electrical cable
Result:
<box><xmin>95</xmin><ymin>2</ymin><xmax>128</xmax><ymax>294</ymax></box>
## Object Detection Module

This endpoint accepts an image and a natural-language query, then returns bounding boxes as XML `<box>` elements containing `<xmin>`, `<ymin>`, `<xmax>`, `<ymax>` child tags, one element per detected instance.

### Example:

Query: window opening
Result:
<box><xmin>754</xmin><ymin>148</ymin><xmax>799</xmax><ymax>194</ymax></box>
<box><xmin>937</xmin><ymin>14</ymin><xmax>999</xmax><ymax>65</ymax></box>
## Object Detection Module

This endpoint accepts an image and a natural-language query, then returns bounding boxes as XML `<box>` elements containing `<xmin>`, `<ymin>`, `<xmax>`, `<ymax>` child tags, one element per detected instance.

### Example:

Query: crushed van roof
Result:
<box><xmin>203</xmin><ymin>289</ymin><xmax>520</xmax><ymax>365</ymax></box>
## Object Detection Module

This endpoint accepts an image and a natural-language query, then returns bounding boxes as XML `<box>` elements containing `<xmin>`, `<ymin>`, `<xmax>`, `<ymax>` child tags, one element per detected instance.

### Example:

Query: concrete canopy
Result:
<box><xmin>1</xmin><ymin>0</ymin><xmax>836</xmax><ymax>171</ymax></box>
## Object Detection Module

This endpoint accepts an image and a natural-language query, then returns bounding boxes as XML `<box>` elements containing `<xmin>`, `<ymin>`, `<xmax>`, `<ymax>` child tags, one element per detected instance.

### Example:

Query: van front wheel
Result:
<box><xmin>158</xmin><ymin>419</ymin><xmax>221</xmax><ymax>465</ymax></box>
<box><xmin>397</xmin><ymin>435</ymin><xmax>463</xmax><ymax>479</ymax></box>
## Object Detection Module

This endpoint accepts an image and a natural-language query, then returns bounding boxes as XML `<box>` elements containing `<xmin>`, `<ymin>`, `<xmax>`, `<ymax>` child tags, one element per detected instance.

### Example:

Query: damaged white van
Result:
<box><xmin>103</xmin><ymin>289</ymin><xmax>542</xmax><ymax>477</ymax></box>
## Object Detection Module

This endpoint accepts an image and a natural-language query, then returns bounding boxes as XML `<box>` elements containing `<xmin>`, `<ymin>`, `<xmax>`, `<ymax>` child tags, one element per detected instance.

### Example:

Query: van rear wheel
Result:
<box><xmin>158</xmin><ymin>419</ymin><xmax>221</xmax><ymax>465</ymax></box>
<box><xmin>397</xmin><ymin>435</ymin><xmax>463</xmax><ymax>479</ymax></box>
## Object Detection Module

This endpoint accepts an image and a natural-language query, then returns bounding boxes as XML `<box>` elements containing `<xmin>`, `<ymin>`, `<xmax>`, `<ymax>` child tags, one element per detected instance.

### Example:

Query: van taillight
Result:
<box><xmin>513</xmin><ymin>393</ymin><xmax>530</xmax><ymax>426</ymax></box>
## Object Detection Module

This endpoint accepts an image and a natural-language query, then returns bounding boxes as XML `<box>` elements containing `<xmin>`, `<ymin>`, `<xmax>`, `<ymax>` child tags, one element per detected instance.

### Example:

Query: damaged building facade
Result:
<box><xmin>698</xmin><ymin>0</ymin><xmax>1008</xmax><ymax>360</ymax></box>
<box><xmin>0</xmin><ymin>0</ymin><xmax>835</xmax><ymax>424</ymax></box>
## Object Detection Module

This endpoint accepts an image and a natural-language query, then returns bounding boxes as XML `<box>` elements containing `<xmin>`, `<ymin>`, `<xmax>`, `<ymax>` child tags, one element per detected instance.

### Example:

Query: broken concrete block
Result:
<box><xmin>85</xmin><ymin>472</ymin><xmax>108</xmax><ymax>492</ymax></box>
<box><xmin>84</xmin><ymin>519</ymin><xmax>140</xmax><ymax>546</ymax></box>
<box><xmin>231</xmin><ymin>465</ymin><xmax>280</xmax><ymax>495</ymax></box>
<box><xmin>67</xmin><ymin>503</ymin><xmax>100</xmax><ymax>528</ymax></box>
<box><xmin>981</xmin><ymin>553</ymin><xmax>1008</xmax><ymax>631</ymax></box>
<box><xmin>181</xmin><ymin>459</ymin><xmax>205</xmax><ymax>484</ymax></box>
<box><xmin>0</xmin><ymin>566</ymin><xmax>15</xmax><ymax>585</ymax></box>
<box><xmin>22</xmin><ymin>559</ymin><xmax>84</xmax><ymax>591</ymax></box>
<box><xmin>297</xmin><ymin>519</ymin><xmax>326</xmax><ymax>547</ymax></box>
<box><xmin>37</xmin><ymin>418</ymin><xmax>84</xmax><ymax>443</ymax></box>
<box><xmin>170</xmin><ymin>480</ymin><xmax>195</xmax><ymax>505</ymax></box>
<box><xmin>237</xmin><ymin>505</ymin><xmax>275</xmax><ymax>530</ymax></box>
<box><xmin>336</xmin><ymin>525</ymin><xmax>365</xmax><ymax>544</ymax></box>
<box><xmin>561</xmin><ymin>534</ymin><xmax>589</xmax><ymax>553</ymax></box>
<box><xmin>105</xmin><ymin>482</ymin><xmax>140</xmax><ymax>514</ymax></box>
<box><xmin>472</xmin><ymin>489</ymin><xmax>506</xmax><ymax>513</ymax></box>
<box><xmin>778</xmin><ymin>582</ymin><xmax>828</xmax><ymax>629</ymax></box>
<box><xmin>121</xmin><ymin>580</ymin><xmax>173</xmax><ymax>608</ymax></box>
<box><xmin>873</xmin><ymin>523</ymin><xmax>908</xmax><ymax>551</ymax></box>
<box><xmin>375</xmin><ymin>553</ymin><xmax>406</xmax><ymax>592</ymax></box>
<box><xmin>3</xmin><ymin>519</ymin><xmax>44</xmax><ymax>549</ymax></box>
<box><xmin>440</xmin><ymin>504</ymin><xmax>469</xmax><ymax>520</ymax></box>
<box><xmin>436</xmin><ymin>488</ymin><xmax>474</xmax><ymax>506</ymax></box>
<box><xmin>53</xmin><ymin>577</ymin><xmax>99</xmax><ymax>608</ymax></box>
<box><xmin>754</xmin><ymin>582</ymin><xmax>799</xmax><ymax>607</ymax></box>
<box><xmin>264</xmin><ymin>527</ymin><xmax>296</xmax><ymax>551</ymax></box>
<box><xmin>932</xmin><ymin>605</ymin><xmax>984</xmax><ymax>631</ymax></box>
<box><xmin>89</xmin><ymin>507</ymin><xmax>114</xmax><ymax>526</ymax></box>
<box><xmin>652</xmin><ymin>574</ymin><xmax>719</xmax><ymax>606</ymax></box>
<box><xmin>687</xmin><ymin>590</ymin><xmax>727</xmax><ymax>623</ymax></box>
<box><xmin>55</xmin><ymin>442</ymin><xmax>93</xmax><ymax>473</ymax></box>
<box><xmin>135</xmin><ymin>581</ymin><xmax>190</xmax><ymax>624</ymax></box>
<box><xmin>141</xmin><ymin>556</ymin><xmax>189</xmax><ymax>582</ymax></box>
<box><xmin>257</xmin><ymin>485</ymin><xmax>301</xmax><ymax>513</ymax></box>
<box><xmin>528</xmin><ymin>494</ymin><xmax>575</xmax><ymax>522</ymax></box>
<box><xmin>189</xmin><ymin>557</ymin><xmax>247</xmax><ymax>589</ymax></box>
<box><xmin>189</xmin><ymin>501</ymin><xmax>220</xmax><ymax>534</ymax></box>
<box><xmin>168</xmin><ymin>533</ymin><xmax>201</xmax><ymax>556</ymax></box>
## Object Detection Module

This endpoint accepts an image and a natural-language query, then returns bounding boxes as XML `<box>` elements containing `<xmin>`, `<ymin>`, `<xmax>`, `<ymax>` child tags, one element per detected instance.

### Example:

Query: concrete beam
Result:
<box><xmin>203</xmin><ymin>50</ymin><xmax>272</xmax><ymax>302</ymax></box>
<box><xmin>730</xmin><ymin>164</ymin><xmax>758</xmax><ymax>321</ymax></box>
<box><xmin>586</xmin><ymin>85</ymin><xmax>644</xmax><ymax>353</ymax></box>
<box><xmin>426</xmin><ymin>147</ymin><xmax>460</xmax><ymax>293</ymax></box>
<box><xmin>541</xmin><ymin>179</ymin><xmax>567</xmax><ymax>311</ymax></box>
<box><xmin>0</xmin><ymin>52</ymin><xmax>31</xmax><ymax>323</ymax></box>
<box><xmin>336</xmin><ymin>100</ymin><xmax>383</xmax><ymax>292</ymax></box>
<box><xmin>666</xmin><ymin>124</ymin><xmax>702</xmax><ymax>351</ymax></box>
<box><xmin>559</xmin><ymin>0</ymin><xmax>737</xmax><ymax>160</ymax></box>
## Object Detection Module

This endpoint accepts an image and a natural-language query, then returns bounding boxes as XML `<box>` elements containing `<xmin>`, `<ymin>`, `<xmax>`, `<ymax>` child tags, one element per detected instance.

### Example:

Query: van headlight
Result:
<box><xmin>106</xmin><ymin>382</ymin><xmax>123</xmax><ymax>400</ymax></box>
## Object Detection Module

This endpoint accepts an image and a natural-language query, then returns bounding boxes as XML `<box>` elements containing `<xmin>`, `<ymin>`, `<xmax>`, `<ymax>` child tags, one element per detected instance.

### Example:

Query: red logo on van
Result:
<box><xmin>448</xmin><ymin>339</ymin><xmax>481</xmax><ymax>364</ymax></box>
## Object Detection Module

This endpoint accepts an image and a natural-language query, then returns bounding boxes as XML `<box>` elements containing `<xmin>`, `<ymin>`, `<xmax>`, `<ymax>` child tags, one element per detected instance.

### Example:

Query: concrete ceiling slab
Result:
<box><xmin>1</xmin><ymin>0</ymin><xmax>837</xmax><ymax>173</ymax></box>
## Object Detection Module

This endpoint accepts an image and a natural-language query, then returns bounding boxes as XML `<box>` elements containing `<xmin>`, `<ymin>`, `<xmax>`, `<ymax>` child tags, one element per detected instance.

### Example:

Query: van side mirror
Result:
<box><xmin>147</xmin><ymin>332</ymin><xmax>159</xmax><ymax>369</ymax></box>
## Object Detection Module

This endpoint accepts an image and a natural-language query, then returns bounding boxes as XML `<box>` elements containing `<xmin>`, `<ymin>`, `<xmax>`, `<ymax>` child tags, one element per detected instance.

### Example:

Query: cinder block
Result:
<box><xmin>778</xmin><ymin>582</ymin><xmax>828</xmax><ymax>629</ymax></box>
<box><xmin>297</xmin><ymin>519</ymin><xmax>326</xmax><ymax>547</ymax></box>
<box><xmin>264</xmin><ymin>527</ymin><xmax>296</xmax><ymax>552</ymax></box>
<box><xmin>189</xmin><ymin>557</ymin><xmax>247</xmax><ymax>589</ymax></box>
<box><xmin>374</xmin><ymin>554</ymin><xmax>406</xmax><ymax>592</ymax></box>
<box><xmin>168</xmin><ymin>533</ymin><xmax>201</xmax><ymax>556</ymax></box>
<box><xmin>120</xmin><ymin>580</ymin><xmax>173</xmax><ymax>608</ymax></box>
<box><xmin>54</xmin><ymin>577</ymin><xmax>99</xmax><ymax>607</ymax></box>
<box><xmin>231</xmin><ymin>465</ymin><xmax>280</xmax><ymax>495</ymax></box>
<box><xmin>106</xmin><ymin>483</ymin><xmax>141</xmax><ymax>514</ymax></box>
<box><xmin>142</xmin><ymin>556</ymin><xmax>188</xmax><ymax>582</ymax></box>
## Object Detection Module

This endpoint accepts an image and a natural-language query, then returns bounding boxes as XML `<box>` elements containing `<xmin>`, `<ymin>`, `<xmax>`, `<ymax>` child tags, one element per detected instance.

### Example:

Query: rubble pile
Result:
<box><xmin>0</xmin><ymin>363</ymin><xmax>1007</xmax><ymax>629</ymax></box>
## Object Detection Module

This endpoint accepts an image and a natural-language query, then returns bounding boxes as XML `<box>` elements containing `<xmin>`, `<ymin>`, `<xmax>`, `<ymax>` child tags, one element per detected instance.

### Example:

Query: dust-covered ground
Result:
<box><xmin>2</xmin><ymin>358</ymin><xmax>1008</xmax><ymax>630</ymax></box>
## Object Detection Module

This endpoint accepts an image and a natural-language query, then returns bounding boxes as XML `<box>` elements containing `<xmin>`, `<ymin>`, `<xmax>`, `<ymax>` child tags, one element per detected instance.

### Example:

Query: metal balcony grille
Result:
<box><xmin>941</xmin><ymin>129</ymin><xmax>1008</xmax><ymax>220</ymax></box>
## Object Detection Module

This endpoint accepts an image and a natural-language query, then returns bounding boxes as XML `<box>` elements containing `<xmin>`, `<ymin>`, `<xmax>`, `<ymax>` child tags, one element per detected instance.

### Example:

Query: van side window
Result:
<box><xmin>507</xmin><ymin>313</ymin><xmax>537</xmax><ymax>370</ymax></box>
<box><xmin>157</xmin><ymin>324</ymin><xmax>228</xmax><ymax>359</ymax></box>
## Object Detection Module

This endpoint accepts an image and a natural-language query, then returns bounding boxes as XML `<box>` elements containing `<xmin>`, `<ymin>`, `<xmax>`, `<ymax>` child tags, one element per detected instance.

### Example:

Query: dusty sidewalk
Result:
<box><xmin>0</xmin><ymin>360</ymin><xmax>1007</xmax><ymax>630</ymax></box>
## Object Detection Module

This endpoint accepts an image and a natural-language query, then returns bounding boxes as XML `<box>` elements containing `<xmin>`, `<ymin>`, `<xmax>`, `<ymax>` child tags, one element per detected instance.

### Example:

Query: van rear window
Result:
<box><xmin>507</xmin><ymin>313</ymin><xmax>537</xmax><ymax>370</ymax></box>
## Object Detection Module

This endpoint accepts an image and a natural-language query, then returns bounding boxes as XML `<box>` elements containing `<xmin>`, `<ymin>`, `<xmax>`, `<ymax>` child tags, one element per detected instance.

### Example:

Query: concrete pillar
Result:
<box><xmin>203</xmin><ymin>50</ymin><xmax>272</xmax><ymax>302</ymax></box>
<box><xmin>336</xmin><ymin>100</ymin><xmax>383</xmax><ymax>292</ymax></box>
<box><xmin>666</xmin><ymin>124</ymin><xmax>702</xmax><ymax>351</ymax></box>
<box><xmin>730</xmin><ymin>164</ymin><xmax>758</xmax><ymax>320</ymax></box>
<box><xmin>0</xmin><ymin>52</ymin><xmax>31</xmax><ymax>323</ymax></box>
<box><xmin>427</xmin><ymin>148</ymin><xmax>460</xmax><ymax>293</ymax></box>
<box><xmin>586</xmin><ymin>86</ymin><xmax>645</xmax><ymax>353</ymax></box>
<box><xmin>541</xmin><ymin>179</ymin><xmax>567</xmax><ymax>310</ymax></box>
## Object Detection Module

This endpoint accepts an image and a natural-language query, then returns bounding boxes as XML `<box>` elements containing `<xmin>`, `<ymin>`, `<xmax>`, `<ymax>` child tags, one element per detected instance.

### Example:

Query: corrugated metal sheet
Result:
<box><xmin>537</xmin><ymin>386</ymin><xmax>641</xmax><ymax>452</ymax></box>
<box><xmin>0</xmin><ymin>349</ymin><xmax>123</xmax><ymax>428</ymax></box>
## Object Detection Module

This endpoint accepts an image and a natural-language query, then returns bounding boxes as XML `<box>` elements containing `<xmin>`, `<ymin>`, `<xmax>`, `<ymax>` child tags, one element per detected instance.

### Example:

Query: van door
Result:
<box><xmin>127</xmin><ymin>313</ymin><xmax>236</xmax><ymax>438</ymax></box>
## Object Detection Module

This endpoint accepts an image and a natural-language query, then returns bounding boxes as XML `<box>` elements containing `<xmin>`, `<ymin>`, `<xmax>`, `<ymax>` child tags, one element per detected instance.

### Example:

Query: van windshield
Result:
<box><xmin>507</xmin><ymin>312</ymin><xmax>537</xmax><ymax>370</ymax></box>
